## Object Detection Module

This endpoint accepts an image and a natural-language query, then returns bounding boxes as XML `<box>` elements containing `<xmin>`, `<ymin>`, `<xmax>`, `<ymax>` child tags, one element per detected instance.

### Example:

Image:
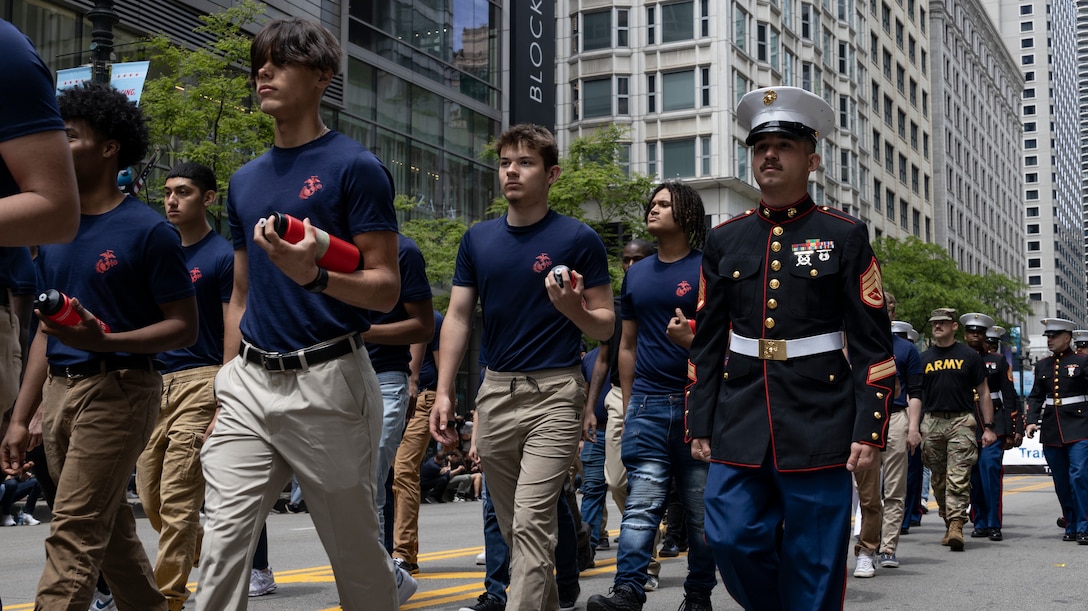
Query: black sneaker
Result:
<box><xmin>680</xmin><ymin>590</ymin><xmax>713</xmax><ymax>611</ymax></box>
<box><xmin>459</xmin><ymin>592</ymin><xmax>505</xmax><ymax>611</ymax></box>
<box><xmin>659</xmin><ymin>539</ymin><xmax>681</xmax><ymax>557</ymax></box>
<box><xmin>587</xmin><ymin>583</ymin><xmax>643</xmax><ymax>611</ymax></box>
<box><xmin>988</xmin><ymin>529</ymin><xmax>1003</xmax><ymax>542</ymax></box>
<box><xmin>596</xmin><ymin>537</ymin><xmax>611</xmax><ymax>550</ymax></box>
<box><xmin>970</xmin><ymin>527</ymin><xmax>990</xmax><ymax>538</ymax></box>
<box><xmin>559</xmin><ymin>581</ymin><xmax>580</xmax><ymax>610</ymax></box>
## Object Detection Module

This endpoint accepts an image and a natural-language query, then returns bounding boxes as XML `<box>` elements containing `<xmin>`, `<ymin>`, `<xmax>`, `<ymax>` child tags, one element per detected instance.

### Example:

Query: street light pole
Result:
<box><xmin>87</xmin><ymin>0</ymin><xmax>118</xmax><ymax>84</ymax></box>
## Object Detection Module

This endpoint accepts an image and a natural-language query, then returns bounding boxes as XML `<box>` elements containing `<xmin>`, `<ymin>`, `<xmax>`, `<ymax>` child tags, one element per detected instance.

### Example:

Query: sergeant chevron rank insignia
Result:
<box><xmin>860</xmin><ymin>258</ymin><xmax>884</xmax><ymax>308</ymax></box>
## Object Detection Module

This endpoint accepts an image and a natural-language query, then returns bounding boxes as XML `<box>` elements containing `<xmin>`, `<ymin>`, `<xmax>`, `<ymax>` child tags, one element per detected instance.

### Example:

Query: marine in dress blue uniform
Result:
<box><xmin>961</xmin><ymin>313</ymin><xmax>1015</xmax><ymax>541</ymax></box>
<box><xmin>686</xmin><ymin>86</ymin><xmax>896</xmax><ymax>611</ymax></box>
<box><xmin>1025</xmin><ymin>318</ymin><xmax>1088</xmax><ymax>543</ymax></box>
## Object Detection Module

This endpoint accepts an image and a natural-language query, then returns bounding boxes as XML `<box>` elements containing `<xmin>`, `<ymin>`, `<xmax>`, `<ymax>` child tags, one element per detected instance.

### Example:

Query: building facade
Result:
<box><xmin>929</xmin><ymin>0</ymin><xmax>1024</xmax><ymax>283</ymax></box>
<box><xmin>983</xmin><ymin>0</ymin><xmax>1084</xmax><ymax>335</ymax></box>
<box><xmin>556</xmin><ymin>0</ymin><xmax>941</xmax><ymax>242</ymax></box>
<box><xmin>3</xmin><ymin>0</ymin><xmax>502</xmax><ymax>226</ymax></box>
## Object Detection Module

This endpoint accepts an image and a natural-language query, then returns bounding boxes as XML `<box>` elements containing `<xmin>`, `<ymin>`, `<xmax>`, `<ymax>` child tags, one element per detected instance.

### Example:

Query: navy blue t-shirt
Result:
<box><xmin>0</xmin><ymin>20</ymin><xmax>65</xmax><ymax>199</ymax></box>
<box><xmin>227</xmin><ymin>131</ymin><xmax>397</xmax><ymax>352</ymax></box>
<box><xmin>367</xmin><ymin>234</ymin><xmax>432</xmax><ymax>374</ymax></box>
<box><xmin>453</xmin><ymin>210</ymin><xmax>610</xmax><ymax>372</ymax></box>
<box><xmin>36</xmin><ymin>196</ymin><xmax>195</xmax><ymax>366</ymax></box>
<box><xmin>892</xmin><ymin>334</ymin><xmax>922</xmax><ymax>407</ymax></box>
<box><xmin>0</xmin><ymin>247</ymin><xmax>35</xmax><ymax>294</ymax></box>
<box><xmin>581</xmin><ymin>346</ymin><xmax>609</xmax><ymax>425</ymax></box>
<box><xmin>418</xmin><ymin>310</ymin><xmax>443</xmax><ymax>390</ymax></box>
<box><xmin>159</xmin><ymin>230</ymin><xmax>233</xmax><ymax>373</ymax></box>
<box><xmin>620</xmin><ymin>250</ymin><xmax>701</xmax><ymax>394</ymax></box>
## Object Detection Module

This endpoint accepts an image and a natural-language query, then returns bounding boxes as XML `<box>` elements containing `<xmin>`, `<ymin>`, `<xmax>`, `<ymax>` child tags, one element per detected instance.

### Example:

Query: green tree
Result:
<box><xmin>138</xmin><ymin>0</ymin><xmax>273</xmax><ymax>234</ymax></box>
<box><xmin>873</xmin><ymin>236</ymin><xmax>1031</xmax><ymax>337</ymax></box>
<box><xmin>395</xmin><ymin>195</ymin><xmax>466</xmax><ymax>312</ymax></box>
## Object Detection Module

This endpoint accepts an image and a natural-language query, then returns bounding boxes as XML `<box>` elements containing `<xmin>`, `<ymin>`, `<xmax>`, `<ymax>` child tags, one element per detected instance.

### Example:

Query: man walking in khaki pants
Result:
<box><xmin>195</xmin><ymin>18</ymin><xmax>405</xmax><ymax>610</ymax></box>
<box><xmin>431</xmin><ymin>124</ymin><xmax>614</xmax><ymax>610</ymax></box>
<box><xmin>136</xmin><ymin>162</ymin><xmax>233</xmax><ymax>611</ymax></box>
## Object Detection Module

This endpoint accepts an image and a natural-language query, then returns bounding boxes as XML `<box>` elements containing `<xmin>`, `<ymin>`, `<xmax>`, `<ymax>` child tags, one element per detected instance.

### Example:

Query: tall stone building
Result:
<box><xmin>983</xmin><ymin>0</ymin><xmax>1085</xmax><ymax>333</ymax></box>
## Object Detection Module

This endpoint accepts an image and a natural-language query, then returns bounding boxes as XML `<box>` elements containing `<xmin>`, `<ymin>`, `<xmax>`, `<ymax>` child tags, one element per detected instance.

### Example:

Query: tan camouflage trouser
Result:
<box><xmin>921</xmin><ymin>412</ymin><xmax>978</xmax><ymax>522</ymax></box>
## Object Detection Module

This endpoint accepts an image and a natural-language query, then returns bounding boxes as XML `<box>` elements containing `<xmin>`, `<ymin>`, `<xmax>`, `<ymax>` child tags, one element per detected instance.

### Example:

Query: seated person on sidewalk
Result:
<box><xmin>420</xmin><ymin>451</ymin><xmax>451</xmax><ymax>503</ymax></box>
<box><xmin>1</xmin><ymin>472</ymin><xmax>42</xmax><ymax>525</ymax></box>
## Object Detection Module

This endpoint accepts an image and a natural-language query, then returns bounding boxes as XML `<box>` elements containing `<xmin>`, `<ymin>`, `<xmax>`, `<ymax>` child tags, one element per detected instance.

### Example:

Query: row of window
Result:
<box><xmin>572</xmin><ymin>1</ymin><xmax>710</xmax><ymax>53</ymax></box>
<box><xmin>570</xmin><ymin>68</ymin><xmax>712</xmax><ymax>120</ymax></box>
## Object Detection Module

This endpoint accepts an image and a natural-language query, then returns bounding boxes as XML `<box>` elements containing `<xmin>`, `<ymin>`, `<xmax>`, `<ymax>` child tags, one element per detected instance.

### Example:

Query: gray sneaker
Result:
<box><xmin>248</xmin><ymin>568</ymin><xmax>277</xmax><ymax>597</ymax></box>
<box><xmin>878</xmin><ymin>552</ymin><xmax>899</xmax><ymax>568</ymax></box>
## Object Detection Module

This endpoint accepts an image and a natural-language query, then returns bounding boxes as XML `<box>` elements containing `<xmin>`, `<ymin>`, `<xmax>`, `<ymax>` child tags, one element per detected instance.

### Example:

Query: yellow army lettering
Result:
<box><xmin>924</xmin><ymin>358</ymin><xmax>966</xmax><ymax>373</ymax></box>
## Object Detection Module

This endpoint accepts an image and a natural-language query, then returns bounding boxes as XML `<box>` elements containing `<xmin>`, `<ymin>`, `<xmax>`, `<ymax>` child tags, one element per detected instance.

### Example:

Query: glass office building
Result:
<box><xmin>3</xmin><ymin>0</ymin><xmax>503</xmax><ymax>225</ymax></box>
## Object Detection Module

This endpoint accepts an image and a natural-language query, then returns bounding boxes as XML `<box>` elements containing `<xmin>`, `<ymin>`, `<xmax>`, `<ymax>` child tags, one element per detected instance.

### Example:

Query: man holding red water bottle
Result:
<box><xmin>194</xmin><ymin>18</ymin><xmax>407</xmax><ymax>611</ymax></box>
<box><xmin>1</xmin><ymin>81</ymin><xmax>197</xmax><ymax>610</ymax></box>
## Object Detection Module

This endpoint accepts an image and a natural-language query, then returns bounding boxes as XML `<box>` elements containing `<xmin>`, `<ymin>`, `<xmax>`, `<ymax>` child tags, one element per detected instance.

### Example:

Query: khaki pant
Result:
<box><xmin>39</xmin><ymin>369</ymin><xmax>167</xmax><ymax>611</ymax></box>
<box><xmin>136</xmin><ymin>365</ymin><xmax>219</xmax><ymax>611</ymax></box>
<box><xmin>880</xmin><ymin>409</ymin><xmax>910</xmax><ymax>554</ymax></box>
<box><xmin>392</xmin><ymin>389</ymin><xmax>435</xmax><ymax>564</ymax></box>
<box><xmin>922</xmin><ymin>412</ymin><xmax>978</xmax><ymax>522</ymax></box>
<box><xmin>603</xmin><ymin>386</ymin><xmax>628</xmax><ymax>513</ymax></box>
<box><xmin>196</xmin><ymin>347</ymin><xmax>396</xmax><ymax>611</ymax></box>
<box><xmin>476</xmin><ymin>367</ymin><xmax>583</xmax><ymax>611</ymax></box>
<box><xmin>0</xmin><ymin>298</ymin><xmax>21</xmax><ymax>412</ymax></box>
<box><xmin>853</xmin><ymin>453</ymin><xmax>883</xmax><ymax>555</ymax></box>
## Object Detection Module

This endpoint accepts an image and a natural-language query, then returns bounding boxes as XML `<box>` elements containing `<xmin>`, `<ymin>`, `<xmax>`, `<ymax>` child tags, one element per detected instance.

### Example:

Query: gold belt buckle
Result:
<box><xmin>758</xmin><ymin>338</ymin><xmax>788</xmax><ymax>361</ymax></box>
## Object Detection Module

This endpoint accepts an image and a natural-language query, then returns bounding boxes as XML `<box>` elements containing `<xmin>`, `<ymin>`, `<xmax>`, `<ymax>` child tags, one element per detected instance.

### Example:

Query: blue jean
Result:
<box><xmin>375</xmin><ymin>371</ymin><xmax>410</xmax><ymax>545</ymax></box>
<box><xmin>481</xmin><ymin>478</ymin><xmax>511</xmax><ymax>603</ymax></box>
<box><xmin>579</xmin><ymin>428</ymin><xmax>607</xmax><ymax>548</ymax></box>
<box><xmin>615</xmin><ymin>394</ymin><xmax>715</xmax><ymax>597</ymax></box>
<box><xmin>1</xmin><ymin>476</ymin><xmax>41</xmax><ymax>516</ymax></box>
<box><xmin>1044</xmin><ymin>440</ymin><xmax>1088</xmax><ymax>534</ymax></box>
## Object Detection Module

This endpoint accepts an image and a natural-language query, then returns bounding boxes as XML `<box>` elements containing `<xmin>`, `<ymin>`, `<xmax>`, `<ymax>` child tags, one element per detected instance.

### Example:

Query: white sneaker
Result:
<box><xmin>249</xmin><ymin>567</ymin><xmax>277</xmax><ymax>596</ymax></box>
<box><xmin>853</xmin><ymin>552</ymin><xmax>876</xmax><ymax>578</ymax></box>
<box><xmin>396</xmin><ymin>565</ymin><xmax>418</xmax><ymax>604</ymax></box>
<box><xmin>475</xmin><ymin>551</ymin><xmax>486</xmax><ymax>565</ymax></box>
<box><xmin>1</xmin><ymin>514</ymin><xmax>15</xmax><ymax>527</ymax></box>
<box><xmin>89</xmin><ymin>590</ymin><xmax>118</xmax><ymax>611</ymax></box>
<box><xmin>644</xmin><ymin>574</ymin><xmax>660</xmax><ymax>592</ymax></box>
<box><xmin>17</xmin><ymin>512</ymin><xmax>40</xmax><ymax>526</ymax></box>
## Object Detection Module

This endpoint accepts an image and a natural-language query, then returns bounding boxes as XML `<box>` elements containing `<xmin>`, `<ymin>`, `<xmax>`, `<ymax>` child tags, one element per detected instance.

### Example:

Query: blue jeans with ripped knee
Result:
<box><xmin>613</xmin><ymin>393</ymin><xmax>716</xmax><ymax>597</ymax></box>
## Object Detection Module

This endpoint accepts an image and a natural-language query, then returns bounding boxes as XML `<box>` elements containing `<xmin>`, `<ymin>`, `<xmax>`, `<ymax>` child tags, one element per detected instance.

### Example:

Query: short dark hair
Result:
<box><xmin>645</xmin><ymin>181</ymin><xmax>707</xmax><ymax>250</ymax></box>
<box><xmin>625</xmin><ymin>238</ymin><xmax>656</xmax><ymax>257</ymax></box>
<box><xmin>249</xmin><ymin>18</ymin><xmax>343</xmax><ymax>87</ymax></box>
<box><xmin>494</xmin><ymin>124</ymin><xmax>559</xmax><ymax>169</ymax></box>
<box><xmin>166</xmin><ymin>162</ymin><xmax>217</xmax><ymax>195</ymax></box>
<box><xmin>57</xmin><ymin>81</ymin><xmax>149</xmax><ymax>170</ymax></box>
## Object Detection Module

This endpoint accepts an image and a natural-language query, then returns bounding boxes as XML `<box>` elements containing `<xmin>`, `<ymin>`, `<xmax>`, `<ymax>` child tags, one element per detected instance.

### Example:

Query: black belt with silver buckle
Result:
<box><xmin>242</xmin><ymin>334</ymin><xmax>362</xmax><ymax>372</ymax></box>
<box><xmin>49</xmin><ymin>356</ymin><xmax>157</xmax><ymax>378</ymax></box>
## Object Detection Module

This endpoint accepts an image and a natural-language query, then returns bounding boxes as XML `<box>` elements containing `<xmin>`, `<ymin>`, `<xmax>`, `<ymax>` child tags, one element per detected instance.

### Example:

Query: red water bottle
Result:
<box><xmin>35</xmin><ymin>289</ymin><xmax>111</xmax><ymax>333</ymax></box>
<box><xmin>270</xmin><ymin>212</ymin><xmax>360</xmax><ymax>273</ymax></box>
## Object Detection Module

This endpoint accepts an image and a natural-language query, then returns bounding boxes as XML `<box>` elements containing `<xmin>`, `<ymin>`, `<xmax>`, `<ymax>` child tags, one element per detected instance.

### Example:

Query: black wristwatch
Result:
<box><xmin>983</xmin><ymin>422</ymin><xmax>995</xmax><ymax>430</ymax></box>
<box><xmin>302</xmin><ymin>267</ymin><xmax>329</xmax><ymax>293</ymax></box>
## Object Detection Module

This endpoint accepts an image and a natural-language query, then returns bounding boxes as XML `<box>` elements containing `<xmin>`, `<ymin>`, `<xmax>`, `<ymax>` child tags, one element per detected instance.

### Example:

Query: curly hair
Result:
<box><xmin>645</xmin><ymin>181</ymin><xmax>706</xmax><ymax>251</ymax></box>
<box><xmin>57</xmin><ymin>81</ymin><xmax>149</xmax><ymax>170</ymax></box>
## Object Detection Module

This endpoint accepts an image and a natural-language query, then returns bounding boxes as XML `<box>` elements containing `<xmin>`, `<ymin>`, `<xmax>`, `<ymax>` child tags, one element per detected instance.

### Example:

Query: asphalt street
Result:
<box><xmin>0</xmin><ymin>474</ymin><xmax>1082</xmax><ymax>610</ymax></box>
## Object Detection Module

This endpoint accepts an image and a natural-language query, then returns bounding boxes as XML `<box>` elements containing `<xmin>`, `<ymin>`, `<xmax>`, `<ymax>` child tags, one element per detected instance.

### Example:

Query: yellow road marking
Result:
<box><xmin>2</xmin><ymin>478</ymin><xmax>1061</xmax><ymax>611</ymax></box>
